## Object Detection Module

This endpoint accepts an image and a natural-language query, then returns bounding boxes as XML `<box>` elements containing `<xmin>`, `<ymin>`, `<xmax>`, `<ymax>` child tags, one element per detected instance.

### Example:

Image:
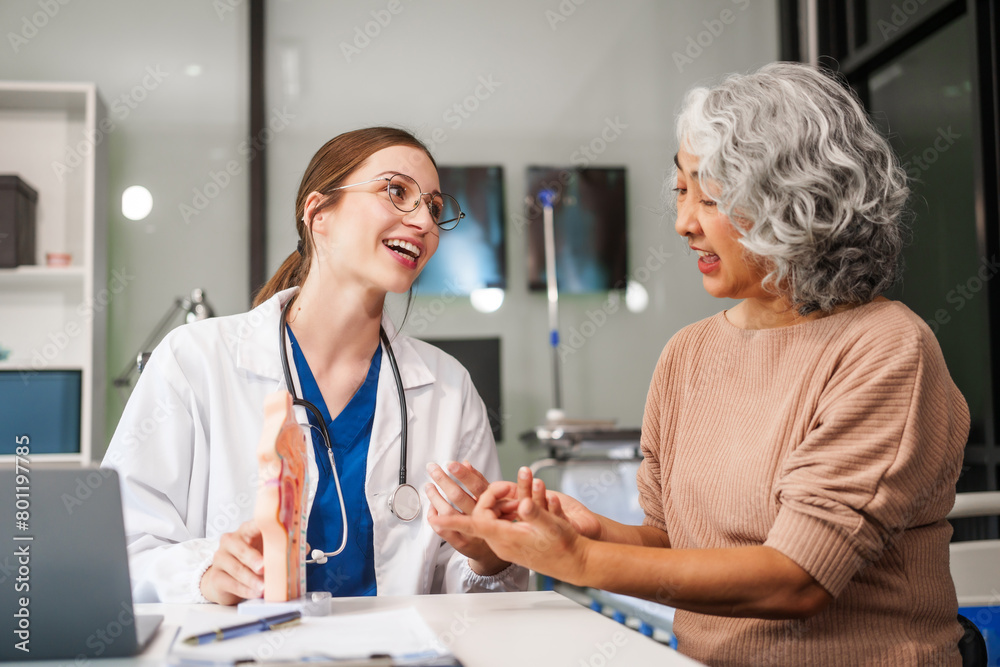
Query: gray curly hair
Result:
<box><xmin>676</xmin><ymin>62</ymin><xmax>909</xmax><ymax>315</ymax></box>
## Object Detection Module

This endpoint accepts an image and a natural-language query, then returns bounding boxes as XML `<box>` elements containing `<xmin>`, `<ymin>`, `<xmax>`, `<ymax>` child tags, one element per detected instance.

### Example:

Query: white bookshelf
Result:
<box><xmin>0</xmin><ymin>82</ymin><xmax>108</xmax><ymax>465</ymax></box>
<box><xmin>0</xmin><ymin>265</ymin><xmax>87</xmax><ymax>282</ymax></box>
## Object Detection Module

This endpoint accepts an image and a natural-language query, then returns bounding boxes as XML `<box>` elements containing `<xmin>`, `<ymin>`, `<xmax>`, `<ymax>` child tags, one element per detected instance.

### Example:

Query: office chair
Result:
<box><xmin>959</xmin><ymin>614</ymin><xmax>988</xmax><ymax>667</ymax></box>
<box><xmin>948</xmin><ymin>491</ymin><xmax>1000</xmax><ymax>667</ymax></box>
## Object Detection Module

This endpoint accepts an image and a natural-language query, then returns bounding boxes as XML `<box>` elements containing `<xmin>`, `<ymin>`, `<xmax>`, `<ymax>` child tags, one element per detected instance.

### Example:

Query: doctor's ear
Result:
<box><xmin>303</xmin><ymin>191</ymin><xmax>332</xmax><ymax>237</ymax></box>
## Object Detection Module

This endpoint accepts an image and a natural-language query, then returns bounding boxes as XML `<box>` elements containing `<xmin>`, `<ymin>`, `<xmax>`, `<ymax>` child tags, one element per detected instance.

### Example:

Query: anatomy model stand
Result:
<box><xmin>255</xmin><ymin>391</ymin><xmax>309</xmax><ymax>602</ymax></box>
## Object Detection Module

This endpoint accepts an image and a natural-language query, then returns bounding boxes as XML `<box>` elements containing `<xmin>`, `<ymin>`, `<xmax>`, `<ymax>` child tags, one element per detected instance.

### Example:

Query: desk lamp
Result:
<box><xmin>112</xmin><ymin>288</ymin><xmax>215</xmax><ymax>388</ymax></box>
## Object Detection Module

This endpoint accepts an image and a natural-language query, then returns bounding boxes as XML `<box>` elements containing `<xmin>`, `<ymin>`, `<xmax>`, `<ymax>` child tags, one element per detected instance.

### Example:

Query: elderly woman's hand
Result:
<box><xmin>433</xmin><ymin>480</ymin><xmax>592</xmax><ymax>585</ymax></box>
<box><xmin>503</xmin><ymin>467</ymin><xmax>604</xmax><ymax>540</ymax></box>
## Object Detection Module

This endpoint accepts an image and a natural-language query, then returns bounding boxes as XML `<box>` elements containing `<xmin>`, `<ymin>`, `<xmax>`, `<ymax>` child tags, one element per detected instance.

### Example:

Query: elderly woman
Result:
<box><xmin>430</xmin><ymin>62</ymin><xmax>970</xmax><ymax>665</ymax></box>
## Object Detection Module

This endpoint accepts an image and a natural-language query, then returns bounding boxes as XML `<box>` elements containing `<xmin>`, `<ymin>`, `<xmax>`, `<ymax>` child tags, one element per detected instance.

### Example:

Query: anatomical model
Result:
<box><xmin>255</xmin><ymin>390</ymin><xmax>308</xmax><ymax>601</ymax></box>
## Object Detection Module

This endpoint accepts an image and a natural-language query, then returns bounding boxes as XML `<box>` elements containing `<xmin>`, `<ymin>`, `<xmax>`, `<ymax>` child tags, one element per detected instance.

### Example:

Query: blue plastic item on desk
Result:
<box><xmin>960</xmin><ymin>605</ymin><xmax>1000</xmax><ymax>665</ymax></box>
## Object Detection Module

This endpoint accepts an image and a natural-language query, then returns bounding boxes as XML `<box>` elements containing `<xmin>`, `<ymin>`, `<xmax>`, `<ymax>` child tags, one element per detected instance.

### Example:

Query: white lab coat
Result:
<box><xmin>103</xmin><ymin>287</ymin><xmax>526</xmax><ymax>603</ymax></box>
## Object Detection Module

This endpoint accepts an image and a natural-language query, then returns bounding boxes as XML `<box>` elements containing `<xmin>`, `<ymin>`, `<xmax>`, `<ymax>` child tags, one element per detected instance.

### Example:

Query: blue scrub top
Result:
<box><xmin>287</xmin><ymin>326</ymin><xmax>379</xmax><ymax>596</ymax></box>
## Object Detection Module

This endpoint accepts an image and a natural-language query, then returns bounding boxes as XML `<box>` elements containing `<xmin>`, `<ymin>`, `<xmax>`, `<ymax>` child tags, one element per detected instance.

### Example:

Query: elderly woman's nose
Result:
<box><xmin>675</xmin><ymin>198</ymin><xmax>700</xmax><ymax>237</ymax></box>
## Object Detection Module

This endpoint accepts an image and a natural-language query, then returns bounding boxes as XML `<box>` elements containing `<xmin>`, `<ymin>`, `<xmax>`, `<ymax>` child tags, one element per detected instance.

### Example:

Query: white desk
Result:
<box><xmin>59</xmin><ymin>591</ymin><xmax>700</xmax><ymax>666</ymax></box>
<box><xmin>321</xmin><ymin>592</ymin><xmax>700</xmax><ymax>665</ymax></box>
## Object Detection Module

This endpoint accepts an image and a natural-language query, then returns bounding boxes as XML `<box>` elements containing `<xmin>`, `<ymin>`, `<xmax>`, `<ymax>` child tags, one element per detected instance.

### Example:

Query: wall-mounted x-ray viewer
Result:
<box><xmin>0</xmin><ymin>369</ymin><xmax>81</xmax><ymax>455</ymax></box>
<box><xmin>416</xmin><ymin>166</ymin><xmax>506</xmax><ymax>301</ymax></box>
<box><xmin>526</xmin><ymin>167</ymin><xmax>628</xmax><ymax>294</ymax></box>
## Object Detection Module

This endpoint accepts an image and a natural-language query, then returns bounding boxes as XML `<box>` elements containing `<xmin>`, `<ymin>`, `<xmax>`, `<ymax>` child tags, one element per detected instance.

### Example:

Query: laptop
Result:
<box><xmin>0</xmin><ymin>466</ymin><xmax>163</xmax><ymax>661</ymax></box>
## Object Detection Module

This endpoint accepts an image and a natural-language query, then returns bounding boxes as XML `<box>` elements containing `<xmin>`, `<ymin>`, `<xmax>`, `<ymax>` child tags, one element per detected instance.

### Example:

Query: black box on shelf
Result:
<box><xmin>0</xmin><ymin>174</ymin><xmax>38</xmax><ymax>267</ymax></box>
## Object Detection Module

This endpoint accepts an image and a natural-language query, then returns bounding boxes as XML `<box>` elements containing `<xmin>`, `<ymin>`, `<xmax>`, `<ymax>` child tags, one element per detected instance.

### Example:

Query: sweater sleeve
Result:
<box><xmin>637</xmin><ymin>340</ymin><xmax>674</xmax><ymax>533</ymax></box>
<box><xmin>764</xmin><ymin>323</ymin><xmax>969</xmax><ymax>597</ymax></box>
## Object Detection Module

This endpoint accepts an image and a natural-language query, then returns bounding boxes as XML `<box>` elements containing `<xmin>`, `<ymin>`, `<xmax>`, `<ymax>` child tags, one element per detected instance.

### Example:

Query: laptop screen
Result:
<box><xmin>0</xmin><ymin>467</ymin><xmax>153</xmax><ymax>660</ymax></box>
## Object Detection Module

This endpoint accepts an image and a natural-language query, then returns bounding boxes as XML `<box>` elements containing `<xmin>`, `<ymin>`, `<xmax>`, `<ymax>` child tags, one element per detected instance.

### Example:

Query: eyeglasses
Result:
<box><xmin>330</xmin><ymin>173</ymin><xmax>465</xmax><ymax>231</ymax></box>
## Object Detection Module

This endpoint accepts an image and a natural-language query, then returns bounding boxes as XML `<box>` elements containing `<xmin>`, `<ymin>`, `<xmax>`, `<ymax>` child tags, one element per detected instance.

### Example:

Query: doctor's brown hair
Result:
<box><xmin>252</xmin><ymin>127</ymin><xmax>436</xmax><ymax>307</ymax></box>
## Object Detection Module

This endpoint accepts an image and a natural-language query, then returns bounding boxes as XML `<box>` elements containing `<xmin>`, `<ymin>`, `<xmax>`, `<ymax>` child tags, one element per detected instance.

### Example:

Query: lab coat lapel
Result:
<box><xmin>234</xmin><ymin>287</ymin><xmax>299</xmax><ymax>384</ymax></box>
<box><xmin>232</xmin><ymin>287</ymin><xmax>320</xmax><ymax>512</ymax></box>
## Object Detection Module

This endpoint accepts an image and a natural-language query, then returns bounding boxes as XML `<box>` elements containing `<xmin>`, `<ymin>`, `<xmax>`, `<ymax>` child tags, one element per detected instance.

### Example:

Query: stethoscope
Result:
<box><xmin>278</xmin><ymin>299</ymin><xmax>421</xmax><ymax>566</ymax></box>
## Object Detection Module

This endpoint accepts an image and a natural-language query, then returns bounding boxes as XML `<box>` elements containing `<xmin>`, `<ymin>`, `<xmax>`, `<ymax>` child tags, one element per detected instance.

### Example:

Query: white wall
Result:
<box><xmin>0</xmin><ymin>0</ymin><xmax>778</xmax><ymax>472</ymax></box>
<box><xmin>264</xmin><ymin>0</ymin><xmax>779</xmax><ymax>475</ymax></box>
<box><xmin>0</xmin><ymin>0</ymin><xmax>250</xmax><ymax>448</ymax></box>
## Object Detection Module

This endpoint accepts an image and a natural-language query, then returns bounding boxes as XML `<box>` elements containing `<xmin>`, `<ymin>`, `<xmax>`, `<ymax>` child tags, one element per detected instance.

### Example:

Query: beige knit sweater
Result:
<box><xmin>636</xmin><ymin>299</ymin><xmax>970</xmax><ymax>666</ymax></box>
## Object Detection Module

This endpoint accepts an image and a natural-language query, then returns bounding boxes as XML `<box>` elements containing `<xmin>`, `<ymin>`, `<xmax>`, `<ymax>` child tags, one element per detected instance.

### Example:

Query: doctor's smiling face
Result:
<box><xmin>305</xmin><ymin>144</ymin><xmax>441</xmax><ymax>295</ymax></box>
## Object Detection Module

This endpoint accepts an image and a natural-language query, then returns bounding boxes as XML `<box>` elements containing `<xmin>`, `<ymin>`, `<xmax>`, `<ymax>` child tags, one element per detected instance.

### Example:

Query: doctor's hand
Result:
<box><xmin>201</xmin><ymin>520</ymin><xmax>265</xmax><ymax>605</ymax></box>
<box><xmin>425</xmin><ymin>461</ymin><xmax>510</xmax><ymax>576</ymax></box>
<box><xmin>434</xmin><ymin>481</ymin><xmax>591</xmax><ymax>585</ymax></box>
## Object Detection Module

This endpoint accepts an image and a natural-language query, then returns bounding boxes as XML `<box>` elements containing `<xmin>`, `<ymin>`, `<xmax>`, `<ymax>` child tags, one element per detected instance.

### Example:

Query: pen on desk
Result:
<box><xmin>181</xmin><ymin>611</ymin><xmax>302</xmax><ymax>645</ymax></box>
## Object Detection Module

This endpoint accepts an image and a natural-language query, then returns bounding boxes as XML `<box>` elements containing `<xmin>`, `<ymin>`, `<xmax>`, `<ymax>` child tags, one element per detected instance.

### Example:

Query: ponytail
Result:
<box><xmin>252</xmin><ymin>248</ymin><xmax>306</xmax><ymax>307</ymax></box>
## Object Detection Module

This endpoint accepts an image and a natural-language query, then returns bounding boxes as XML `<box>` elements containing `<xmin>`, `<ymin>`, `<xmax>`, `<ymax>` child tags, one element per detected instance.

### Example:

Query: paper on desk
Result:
<box><xmin>168</xmin><ymin>607</ymin><xmax>451</xmax><ymax>665</ymax></box>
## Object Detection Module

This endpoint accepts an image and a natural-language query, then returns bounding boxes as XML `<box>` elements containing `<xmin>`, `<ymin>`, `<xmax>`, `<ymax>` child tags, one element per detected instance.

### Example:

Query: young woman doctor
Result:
<box><xmin>103</xmin><ymin>127</ymin><xmax>527</xmax><ymax>604</ymax></box>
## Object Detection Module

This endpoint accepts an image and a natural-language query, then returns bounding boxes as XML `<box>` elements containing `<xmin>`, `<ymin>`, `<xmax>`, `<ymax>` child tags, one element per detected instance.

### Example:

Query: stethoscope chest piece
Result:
<box><xmin>388</xmin><ymin>483</ymin><xmax>421</xmax><ymax>522</ymax></box>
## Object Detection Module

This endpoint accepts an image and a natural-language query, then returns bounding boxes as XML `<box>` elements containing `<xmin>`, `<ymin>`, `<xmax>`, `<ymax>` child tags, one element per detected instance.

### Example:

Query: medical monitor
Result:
<box><xmin>0</xmin><ymin>369</ymin><xmax>81</xmax><ymax>455</ymax></box>
<box><xmin>422</xmin><ymin>337</ymin><xmax>503</xmax><ymax>442</ymax></box>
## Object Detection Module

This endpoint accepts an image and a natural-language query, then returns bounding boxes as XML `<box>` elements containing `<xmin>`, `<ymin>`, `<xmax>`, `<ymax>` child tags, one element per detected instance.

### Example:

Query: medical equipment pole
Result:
<box><xmin>540</xmin><ymin>189</ymin><xmax>562</xmax><ymax>413</ymax></box>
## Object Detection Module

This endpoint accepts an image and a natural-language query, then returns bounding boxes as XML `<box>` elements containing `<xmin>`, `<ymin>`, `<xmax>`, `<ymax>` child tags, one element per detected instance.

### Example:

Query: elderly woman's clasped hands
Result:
<box><xmin>428</xmin><ymin>464</ymin><xmax>608</xmax><ymax>584</ymax></box>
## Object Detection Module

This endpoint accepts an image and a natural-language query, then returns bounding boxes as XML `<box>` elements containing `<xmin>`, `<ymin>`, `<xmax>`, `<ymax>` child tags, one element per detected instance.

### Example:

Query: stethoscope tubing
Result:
<box><xmin>278</xmin><ymin>298</ymin><xmax>416</xmax><ymax>565</ymax></box>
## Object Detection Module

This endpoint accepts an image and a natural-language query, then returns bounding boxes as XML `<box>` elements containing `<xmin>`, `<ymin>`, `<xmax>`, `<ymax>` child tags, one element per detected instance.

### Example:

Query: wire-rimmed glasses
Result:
<box><xmin>330</xmin><ymin>173</ymin><xmax>465</xmax><ymax>230</ymax></box>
